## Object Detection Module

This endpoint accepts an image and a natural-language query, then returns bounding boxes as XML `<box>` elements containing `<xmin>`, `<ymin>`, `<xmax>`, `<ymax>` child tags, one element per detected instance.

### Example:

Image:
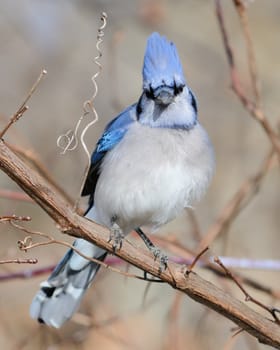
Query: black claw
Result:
<box><xmin>151</xmin><ymin>247</ymin><xmax>168</xmax><ymax>273</ymax></box>
<box><xmin>158</xmin><ymin>255</ymin><xmax>168</xmax><ymax>273</ymax></box>
<box><xmin>151</xmin><ymin>247</ymin><xmax>160</xmax><ymax>260</ymax></box>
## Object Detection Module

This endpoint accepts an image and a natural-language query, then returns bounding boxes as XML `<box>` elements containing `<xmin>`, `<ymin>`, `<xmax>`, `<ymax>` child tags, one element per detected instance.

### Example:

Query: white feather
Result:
<box><xmin>94</xmin><ymin>122</ymin><xmax>214</xmax><ymax>233</ymax></box>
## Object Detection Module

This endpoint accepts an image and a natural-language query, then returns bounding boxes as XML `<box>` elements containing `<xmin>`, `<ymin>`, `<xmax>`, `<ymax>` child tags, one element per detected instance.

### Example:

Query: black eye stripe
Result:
<box><xmin>145</xmin><ymin>88</ymin><xmax>154</xmax><ymax>99</ymax></box>
<box><xmin>174</xmin><ymin>84</ymin><xmax>183</xmax><ymax>95</ymax></box>
<box><xmin>145</xmin><ymin>83</ymin><xmax>185</xmax><ymax>99</ymax></box>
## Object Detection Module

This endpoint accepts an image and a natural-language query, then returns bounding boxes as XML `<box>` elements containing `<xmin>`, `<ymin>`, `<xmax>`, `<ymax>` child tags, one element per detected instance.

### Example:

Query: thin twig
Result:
<box><xmin>215</xmin><ymin>256</ymin><xmax>280</xmax><ymax>324</ymax></box>
<box><xmin>186</xmin><ymin>246</ymin><xmax>209</xmax><ymax>274</ymax></box>
<box><xmin>2</xmin><ymin>217</ymin><xmax>163</xmax><ymax>283</ymax></box>
<box><xmin>0</xmin><ymin>69</ymin><xmax>47</xmax><ymax>138</ymax></box>
<box><xmin>0</xmin><ymin>214</ymin><xmax>31</xmax><ymax>223</ymax></box>
<box><xmin>0</xmin><ymin>258</ymin><xmax>37</xmax><ymax>264</ymax></box>
<box><xmin>215</xmin><ymin>0</ymin><xmax>280</xmax><ymax>158</ymax></box>
<box><xmin>233</xmin><ymin>0</ymin><xmax>261</xmax><ymax>106</ymax></box>
<box><xmin>153</xmin><ymin>236</ymin><xmax>280</xmax><ymax>299</ymax></box>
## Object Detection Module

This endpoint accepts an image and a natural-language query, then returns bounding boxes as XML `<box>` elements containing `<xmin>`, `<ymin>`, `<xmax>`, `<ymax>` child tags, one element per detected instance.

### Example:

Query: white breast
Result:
<box><xmin>94</xmin><ymin>122</ymin><xmax>214</xmax><ymax>234</ymax></box>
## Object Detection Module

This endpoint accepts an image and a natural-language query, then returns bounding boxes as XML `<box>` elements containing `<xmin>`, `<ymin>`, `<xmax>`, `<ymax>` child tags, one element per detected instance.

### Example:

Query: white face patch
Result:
<box><xmin>138</xmin><ymin>86</ymin><xmax>197</xmax><ymax>130</ymax></box>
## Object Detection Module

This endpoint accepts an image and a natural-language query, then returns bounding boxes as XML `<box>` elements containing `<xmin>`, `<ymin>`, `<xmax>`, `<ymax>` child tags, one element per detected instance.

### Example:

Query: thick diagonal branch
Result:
<box><xmin>0</xmin><ymin>139</ymin><xmax>279</xmax><ymax>348</ymax></box>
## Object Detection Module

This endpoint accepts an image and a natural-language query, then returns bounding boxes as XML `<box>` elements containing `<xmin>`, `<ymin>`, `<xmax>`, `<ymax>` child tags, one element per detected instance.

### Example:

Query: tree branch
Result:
<box><xmin>0</xmin><ymin>139</ymin><xmax>280</xmax><ymax>348</ymax></box>
<box><xmin>215</xmin><ymin>0</ymin><xmax>280</xmax><ymax>160</ymax></box>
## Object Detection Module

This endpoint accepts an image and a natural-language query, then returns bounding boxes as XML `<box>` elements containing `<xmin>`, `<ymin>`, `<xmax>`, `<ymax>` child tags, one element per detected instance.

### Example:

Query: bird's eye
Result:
<box><xmin>189</xmin><ymin>90</ymin><xmax>198</xmax><ymax>113</ymax></box>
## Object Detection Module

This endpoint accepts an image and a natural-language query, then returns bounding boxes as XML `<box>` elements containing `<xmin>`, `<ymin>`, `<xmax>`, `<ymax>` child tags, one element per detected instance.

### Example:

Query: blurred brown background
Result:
<box><xmin>0</xmin><ymin>0</ymin><xmax>279</xmax><ymax>349</ymax></box>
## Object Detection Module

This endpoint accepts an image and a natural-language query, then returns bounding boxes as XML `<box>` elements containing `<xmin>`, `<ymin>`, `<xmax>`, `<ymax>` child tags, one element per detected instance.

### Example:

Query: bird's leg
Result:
<box><xmin>109</xmin><ymin>216</ymin><xmax>124</xmax><ymax>252</ymax></box>
<box><xmin>135</xmin><ymin>228</ymin><xmax>168</xmax><ymax>273</ymax></box>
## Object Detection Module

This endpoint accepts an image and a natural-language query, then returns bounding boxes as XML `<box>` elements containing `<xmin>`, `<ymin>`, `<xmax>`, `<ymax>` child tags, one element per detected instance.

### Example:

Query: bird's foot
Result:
<box><xmin>135</xmin><ymin>228</ymin><xmax>168</xmax><ymax>273</ymax></box>
<box><xmin>150</xmin><ymin>246</ymin><xmax>168</xmax><ymax>273</ymax></box>
<box><xmin>109</xmin><ymin>223</ymin><xmax>124</xmax><ymax>252</ymax></box>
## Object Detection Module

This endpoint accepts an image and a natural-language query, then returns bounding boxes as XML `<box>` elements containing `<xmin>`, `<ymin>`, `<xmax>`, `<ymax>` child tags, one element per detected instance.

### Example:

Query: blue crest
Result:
<box><xmin>142</xmin><ymin>32</ymin><xmax>186</xmax><ymax>90</ymax></box>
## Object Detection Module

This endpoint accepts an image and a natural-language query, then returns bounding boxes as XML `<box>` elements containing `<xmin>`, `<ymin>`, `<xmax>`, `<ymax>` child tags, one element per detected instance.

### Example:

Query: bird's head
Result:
<box><xmin>137</xmin><ymin>33</ymin><xmax>197</xmax><ymax>130</ymax></box>
<box><xmin>142</xmin><ymin>32</ymin><xmax>185</xmax><ymax>105</ymax></box>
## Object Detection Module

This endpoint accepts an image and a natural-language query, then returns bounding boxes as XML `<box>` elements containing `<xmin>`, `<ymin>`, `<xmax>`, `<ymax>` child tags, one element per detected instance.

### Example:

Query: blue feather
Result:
<box><xmin>142</xmin><ymin>32</ymin><xmax>186</xmax><ymax>91</ymax></box>
<box><xmin>92</xmin><ymin>104</ymin><xmax>135</xmax><ymax>162</ymax></box>
<box><xmin>82</xmin><ymin>104</ymin><xmax>136</xmax><ymax>198</ymax></box>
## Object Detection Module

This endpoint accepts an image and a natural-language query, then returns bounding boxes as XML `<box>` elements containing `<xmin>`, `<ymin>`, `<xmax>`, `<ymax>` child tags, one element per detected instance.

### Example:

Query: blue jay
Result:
<box><xmin>30</xmin><ymin>32</ymin><xmax>214</xmax><ymax>328</ymax></box>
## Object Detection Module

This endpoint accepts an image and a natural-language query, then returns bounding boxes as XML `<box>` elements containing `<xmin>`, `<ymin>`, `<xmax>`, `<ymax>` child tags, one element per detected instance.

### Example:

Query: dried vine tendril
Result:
<box><xmin>57</xmin><ymin>12</ymin><xmax>108</xmax><ymax>159</ymax></box>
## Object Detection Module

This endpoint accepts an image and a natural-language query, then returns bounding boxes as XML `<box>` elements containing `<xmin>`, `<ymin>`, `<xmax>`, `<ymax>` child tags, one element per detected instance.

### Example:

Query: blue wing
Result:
<box><xmin>81</xmin><ymin>104</ymin><xmax>136</xmax><ymax>203</ymax></box>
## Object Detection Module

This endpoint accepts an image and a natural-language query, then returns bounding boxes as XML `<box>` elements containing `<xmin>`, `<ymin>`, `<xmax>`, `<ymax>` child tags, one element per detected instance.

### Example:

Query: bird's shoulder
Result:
<box><xmin>81</xmin><ymin>104</ymin><xmax>136</xmax><ymax>198</ymax></box>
